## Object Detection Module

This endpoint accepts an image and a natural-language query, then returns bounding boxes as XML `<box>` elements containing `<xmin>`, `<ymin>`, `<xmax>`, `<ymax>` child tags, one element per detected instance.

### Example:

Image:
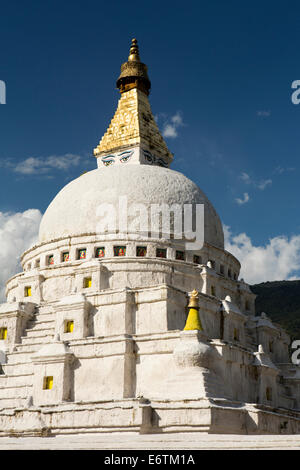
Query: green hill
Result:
<box><xmin>251</xmin><ymin>280</ymin><xmax>300</xmax><ymax>341</ymax></box>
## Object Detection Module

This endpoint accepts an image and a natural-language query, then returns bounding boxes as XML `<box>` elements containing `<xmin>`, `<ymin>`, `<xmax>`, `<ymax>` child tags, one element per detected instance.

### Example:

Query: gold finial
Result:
<box><xmin>188</xmin><ymin>289</ymin><xmax>199</xmax><ymax>309</ymax></box>
<box><xmin>128</xmin><ymin>38</ymin><xmax>141</xmax><ymax>62</ymax></box>
<box><xmin>184</xmin><ymin>290</ymin><xmax>203</xmax><ymax>331</ymax></box>
<box><xmin>116</xmin><ymin>38</ymin><xmax>151</xmax><ymax>95</ymax></box>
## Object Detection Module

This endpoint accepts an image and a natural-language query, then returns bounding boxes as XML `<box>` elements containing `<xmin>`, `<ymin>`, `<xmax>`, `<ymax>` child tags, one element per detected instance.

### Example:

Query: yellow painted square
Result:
<box><xmin>0</xmin><ymin>328</ymin><xmax>7</xmax><ymax>340</ymax></box>
<box><xmin>84</xmin><ymin>277</ymin><xmax>92</xmax><ymax>288</ymax></box>
<box><xmin>25</xmin><ymin>286</ymin><xmax>32</xmax><ymax>297</ymax></box>
<box><xmin>44</xmin><ymin>376</ymin><xmax>53</xmax><ymax>390</ymax></box>
<box><xmin>65</xmin><ymin>321</ymin><xmax>74</xmax><ymax>333</ymax></box>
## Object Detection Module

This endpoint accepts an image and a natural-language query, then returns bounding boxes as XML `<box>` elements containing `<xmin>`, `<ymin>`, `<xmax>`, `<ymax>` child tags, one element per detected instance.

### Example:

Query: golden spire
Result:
<box><xmin>128</xmin><ymin>38</ymin><xmax>141</xmax><ymax>62</ymax></box>
<box><xmin>93</xmin><ymin>38</ymin><xmax>173</xmax><ymax>164</ymax></box>
<box><xmin>188</xmin><ymin>289</ymin><xmax>200</xmax><ymax>309</ymax></box>
<box><xmin>116</xmin><ymin>38</ymin><xmax>151</xmax><ymax>95</ymax></box>
<box><xmin>184</xmin><ymin>290</ymin><xmax>203</xmax><ymax>331</ymax></box>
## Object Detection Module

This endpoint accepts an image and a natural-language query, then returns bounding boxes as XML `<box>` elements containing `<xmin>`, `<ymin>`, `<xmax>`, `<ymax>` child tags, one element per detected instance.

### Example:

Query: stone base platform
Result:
<box><xmin>1</xmin><ymin>398</ymin><xmax>300</xmax><ymax>437</ymax></box>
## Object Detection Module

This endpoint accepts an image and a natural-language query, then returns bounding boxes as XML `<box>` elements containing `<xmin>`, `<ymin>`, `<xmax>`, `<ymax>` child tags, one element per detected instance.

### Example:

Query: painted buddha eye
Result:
<box><xmin>119</xmin><ymin>151</ymin><xmax>133</xmax><ymax>163</ymax></box>
<box><xmin>103</xmin><ymin>160</ymin><xmax>114</xmax><ymax>166</ymax></box>
<box><xmin>157</xmin><ymin>158</ymin><xmax>168</xmax><ymax>167</ymax></box>
<box><xmin>120</xmin><ymin>155</ymin><xmax>130</xmax><ymax>163</ymax></box>
<box><xmin>102</xmin><ymin>155</ymin><xmax>115</xmax><ymax>166</ymax></box>
<box><xmin>143</xmin><ymin>150</ymin><xmax>154</xmax><ymax>164</ymax></box>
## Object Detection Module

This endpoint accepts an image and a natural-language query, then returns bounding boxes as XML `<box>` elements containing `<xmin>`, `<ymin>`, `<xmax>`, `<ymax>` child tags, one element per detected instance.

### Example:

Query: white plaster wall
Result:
<box><xmin>73</xmin><ymin>356</ymin><xmax>126</xmax><ymax>401</ymax></box>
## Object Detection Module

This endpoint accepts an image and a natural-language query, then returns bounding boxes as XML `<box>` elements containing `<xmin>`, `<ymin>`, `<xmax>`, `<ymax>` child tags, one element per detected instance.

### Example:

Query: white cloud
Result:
<box><xmin>224</xmin><ymin>225</ymin><xmax>300</xmax><ymax>284</ymax></box>
<box><xmin>257</xmin><ymin>110</ymin><xmax>271</xmax><ymax>117</ymax></box>
<box><xmin>161</xmin><ymin>112</ymin><xmax>184</xmax><ymax>138</ymax></box>
<box><xmin>0</xmin><ymin>210</ymin><xmax>42</xmax><ymax>302</ymax></box>
<box><xmin>274</xmin><ymin>166</ymin><xmax>296</xmax><ymax>175</ymax></box>
<box><xmin>14</xmin><ymin>154</ymin><xmax>81</xmax><ymax>175</ymax></box>
<box><xmin>163</xmin><ymin>124</ymin><xmax>178</xmax><ymax>138</ymax></box>
<box><xmin>257</xmin><ymin>179</ymin><xmax>272</xmax><ymax>190</ymax></box>
<box><xmin>0</xmin><ymin>154</ymin><xmax>82</xmax><ymax>176</ymax></box>
<box><xmin>171</xmin><ymin>113</ymin><xmax>183</xmax><ymax>126</ymax></box>
<box><xmin>240</xmin><ymin>172</ymin><xmax>251</xmax><ymax>183</ymax></box>
<box><xmin>239</xmin><ymin>172</ymin><xmax>272</xmax><ymax>191</ymax></box>
<box><xmin>235</xmin><ymin>192</ymin><xmax>250</xmax><ymax>205</ymax></box>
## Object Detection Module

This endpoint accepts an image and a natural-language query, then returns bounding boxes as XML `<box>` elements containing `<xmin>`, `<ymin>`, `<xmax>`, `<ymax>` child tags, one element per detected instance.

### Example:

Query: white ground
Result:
<box><xmin>0</xmin><ymin>433</ymin><xmax>300</xmax><ymax>450</ymax></box>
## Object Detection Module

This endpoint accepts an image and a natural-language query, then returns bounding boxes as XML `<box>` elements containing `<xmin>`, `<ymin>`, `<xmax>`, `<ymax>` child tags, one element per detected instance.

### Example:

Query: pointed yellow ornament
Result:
<box><xmin>184</xmin><ymin>289</ymin><xmax>203</xmax><ymax>331</ymax></box>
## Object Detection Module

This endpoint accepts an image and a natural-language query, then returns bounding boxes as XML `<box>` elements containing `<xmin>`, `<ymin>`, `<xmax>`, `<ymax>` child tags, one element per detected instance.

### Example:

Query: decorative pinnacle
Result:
<box><xmin>184</xmin><ymin>290</ymin><xmax>203</xmax><ymax>331</ymax></box>
<box><xmin>128</xmin><ymin>38</ymin><xmax>141</xmax><ymax>62</ymax></box>
<box><xmin>116</xmin><ymin>38</ymin><xmax>151</xmax><ymax>95</ymax></box>
<box><xmin>188</xmin><ymin>289</ymin><xmax>200</xmax><ymax>309</ymax></box>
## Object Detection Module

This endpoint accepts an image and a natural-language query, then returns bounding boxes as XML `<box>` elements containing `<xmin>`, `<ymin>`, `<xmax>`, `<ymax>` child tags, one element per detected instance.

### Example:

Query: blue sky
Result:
<box><xmin>1</xmin><ymin>0</ymin><xmax>300</xmax><ymax>286</ymax></box>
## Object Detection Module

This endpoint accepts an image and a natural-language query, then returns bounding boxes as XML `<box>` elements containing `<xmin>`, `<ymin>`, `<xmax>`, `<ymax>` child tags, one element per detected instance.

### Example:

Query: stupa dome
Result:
<box><xmin>39</xmin><ymin>164</ymin><xmax>224</xmax><ymax>249</ymax></box>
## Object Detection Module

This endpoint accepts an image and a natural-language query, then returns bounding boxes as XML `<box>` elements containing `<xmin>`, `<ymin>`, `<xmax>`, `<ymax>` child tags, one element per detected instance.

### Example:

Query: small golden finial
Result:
<box><xmin>128</xmin><ymin>38</ymin><xmax>141</xmax><ymax>62</ymax></box>
<box><xmin>188</xmin><ymin>289</ymin><xmax>199</xmax><ymax>309</ymax></box>
<box><xmin>116</xmin><ymin>38</ymin><xmax>151</xmax><ymax>95</ymax></box>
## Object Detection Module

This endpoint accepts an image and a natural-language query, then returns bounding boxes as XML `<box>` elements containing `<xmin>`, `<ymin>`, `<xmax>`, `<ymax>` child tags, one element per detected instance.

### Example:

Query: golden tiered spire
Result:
<box><xmin>116</xmin><ymin>38</ymin><xmax>151</xmax><ymax>95</ymax></box>
<box><xmin>128</xmin><ymin>38</ymin><xmax>141</xmax><ymax>61</ymax></box>
<box><xmin>93</xmin><ymin>39</ymin><xmax>173</xmax><ymax>163</ymax></box>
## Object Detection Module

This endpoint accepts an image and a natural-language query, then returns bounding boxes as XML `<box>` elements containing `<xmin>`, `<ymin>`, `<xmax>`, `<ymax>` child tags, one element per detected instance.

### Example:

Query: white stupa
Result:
<box><xmin>0</xmin><ymin>39</ymin><xmax>299</xmax><ymax>436</ymax></box>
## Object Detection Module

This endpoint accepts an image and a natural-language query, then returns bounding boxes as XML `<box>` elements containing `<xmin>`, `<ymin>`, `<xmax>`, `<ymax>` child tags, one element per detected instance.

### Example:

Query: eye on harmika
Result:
<box><xmin>119</xmin><ymin>151</ymin><xmax>133</xmax><ymax>163</ymax></box>
<box><xmin>101</xmin><ymin>155</ymin><xmax>115</xmax><ymax>166</ymax></box>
